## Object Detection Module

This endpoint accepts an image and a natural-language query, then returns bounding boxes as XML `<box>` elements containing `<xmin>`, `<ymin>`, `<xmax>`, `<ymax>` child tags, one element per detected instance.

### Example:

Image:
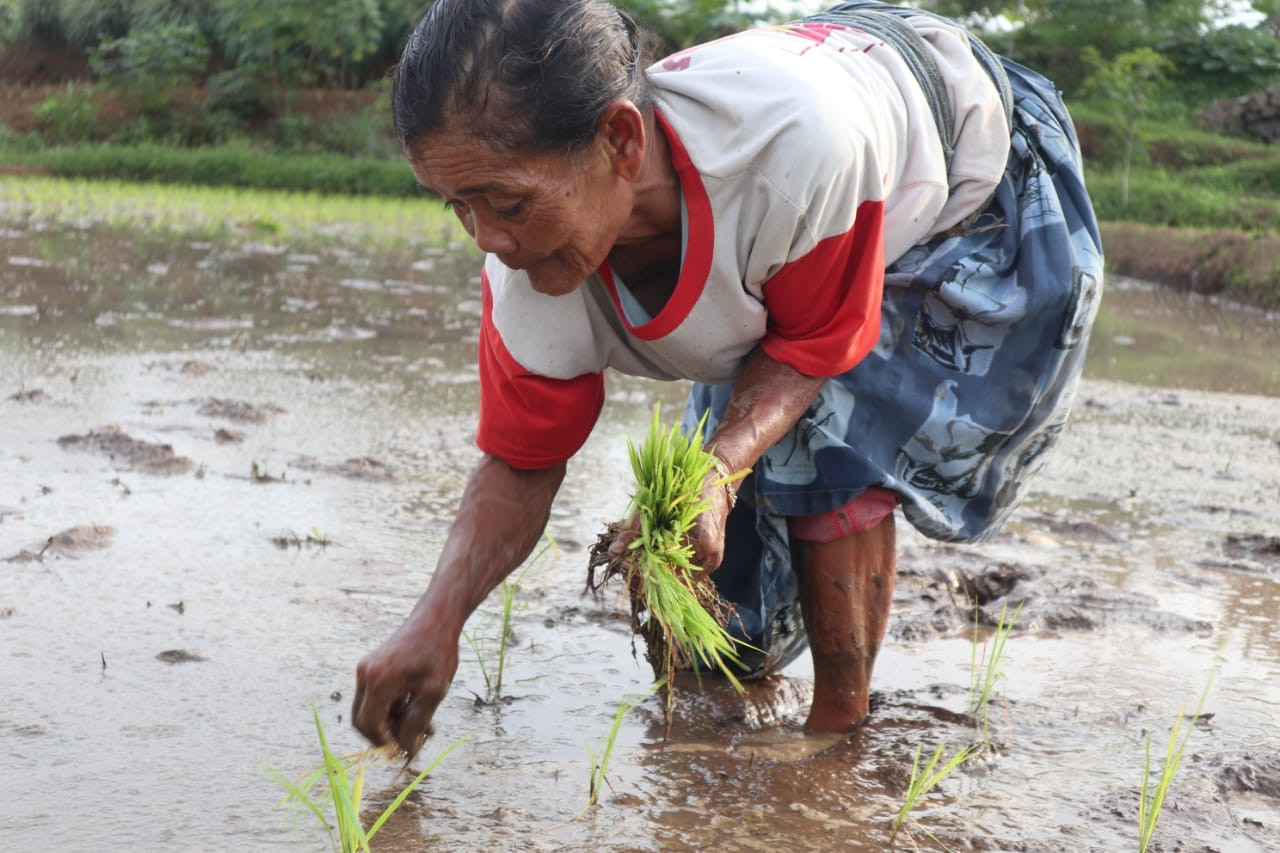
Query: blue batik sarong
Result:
<box><xmin>685</xmin><ymin>33</ymin><xmax>1105</xmax><ymax>675</ymax></box>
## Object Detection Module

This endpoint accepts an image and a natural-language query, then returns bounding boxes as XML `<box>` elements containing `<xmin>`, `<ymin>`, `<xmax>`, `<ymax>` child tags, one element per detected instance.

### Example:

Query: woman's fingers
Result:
<box><xmin>607</xmin><ymin>512</ymin><xmax>641</xmax><ymax>559</ymax></box>
<box><xmin>351</xmin><ymin>660</ymin><xmax>399</xmax><ymax>749</ymax></box>
<box><xmin>390</xmin><ymin>688</ymin><xmax>441</xmax><ymax>760</ymax></box>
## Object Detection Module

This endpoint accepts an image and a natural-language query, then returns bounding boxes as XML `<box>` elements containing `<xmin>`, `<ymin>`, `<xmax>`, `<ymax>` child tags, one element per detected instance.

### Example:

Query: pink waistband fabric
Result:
<box><xmin>787</xmin><ymin>486</ymin><xmax>900</xmax><ymax>543</ymax></box>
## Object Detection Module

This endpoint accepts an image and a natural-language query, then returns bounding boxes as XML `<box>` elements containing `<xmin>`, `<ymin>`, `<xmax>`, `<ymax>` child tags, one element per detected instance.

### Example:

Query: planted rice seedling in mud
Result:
<box><xmin>270</xmin><ymin>707</ymin><xmax>466</xmax><ymax>852</ymax></box>
<box><xmin>1139</xmin><ymin>668</ymin><xmax>1216</xmax><ymax>853</ymax></box>
<box><xmin>587</xmin><ymin>682</ymin><xmax>661</xmax><ymax>808</ymax></box>
<box><xmin>890</xmin><ymin>740</ymin><xmax>980</xmax><ymax>849</ymax></box>
<box><xmin>462</xmin><ymin>533</ymin><xmax>557</xmax><ymax>704</ymax></box>
<box><xmin>967</xmin><ymin>600</ymin><xmax>1023</xmax><ymax>745</ymax></box>
<box><xmin>587</xmin><ymin>405</ymin><xmax>751</xmax><ymax>724</ymax></box>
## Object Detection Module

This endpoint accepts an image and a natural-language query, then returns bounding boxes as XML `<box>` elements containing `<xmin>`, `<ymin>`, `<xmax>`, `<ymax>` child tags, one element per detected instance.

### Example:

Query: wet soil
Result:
<box><xmin>56</xmin><ymin>425</ymin><xmax>194</xmax><ymax>475</ymax></box>
<box><xmin>2</xmin><ymin>209</ymin><xmax>1279</xmax><ymax>852</ymax></box>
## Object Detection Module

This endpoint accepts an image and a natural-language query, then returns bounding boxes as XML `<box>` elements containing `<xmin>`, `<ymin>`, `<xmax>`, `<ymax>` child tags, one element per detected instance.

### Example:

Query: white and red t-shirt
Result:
<box><xmin>477</xmin><ymin>16</ymin><xmax>1010</xmax><ymax>469</ymax></box>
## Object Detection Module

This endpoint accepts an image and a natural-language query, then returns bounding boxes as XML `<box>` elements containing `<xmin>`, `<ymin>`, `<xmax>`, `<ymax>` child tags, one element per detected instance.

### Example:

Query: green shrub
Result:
<box><xmin>0</xmin><ymin>117</ymin><xmax>40</xmax><ymax>152</ymax></box>
<box><xmin>317</xmin><ymin>96</ymin><xmax>399</xmax><ymax>160</ymax></box>
<box><xmin>30</xmin><ymin>83</ymin><xmax>99</xmax><ymax>144</ymax></box>
<box><xmin>1087</xmin><ymin>169</ymin><xmax>1280</xmax><ymax>231</ymax></box>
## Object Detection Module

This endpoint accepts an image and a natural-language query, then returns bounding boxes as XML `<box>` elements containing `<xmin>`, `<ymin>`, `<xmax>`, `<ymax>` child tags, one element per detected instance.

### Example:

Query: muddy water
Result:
<box><xmin>2</xmin><ymin>212</ymin><xmax>1279</xmax><ymax>853</ymax></box>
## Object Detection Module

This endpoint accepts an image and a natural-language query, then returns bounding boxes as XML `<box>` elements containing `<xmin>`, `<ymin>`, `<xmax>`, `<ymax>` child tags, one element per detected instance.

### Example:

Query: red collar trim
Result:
<box><xmin>599</xmin><ymin>108</ymin><xmax>713</xmax><ymax>341</ymax></box>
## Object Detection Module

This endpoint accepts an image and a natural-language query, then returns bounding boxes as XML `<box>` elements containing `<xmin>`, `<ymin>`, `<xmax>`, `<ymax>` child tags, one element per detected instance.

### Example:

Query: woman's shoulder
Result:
<box><xmin>647</xmin><ymin>26</ymin><xmax>887</xmax><ymax>180</ymax></box>
<box><xmin>483</xmin><ymin>258</ymin><xmax>611</xmax><ymax>380</ymax></box>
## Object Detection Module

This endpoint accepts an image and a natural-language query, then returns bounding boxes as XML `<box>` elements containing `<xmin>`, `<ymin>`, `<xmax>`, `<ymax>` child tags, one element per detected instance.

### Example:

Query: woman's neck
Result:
<box><xmin>615</xmin><ymin>111</ymin><xmax>682</xmax><ymax>250</ymax></box>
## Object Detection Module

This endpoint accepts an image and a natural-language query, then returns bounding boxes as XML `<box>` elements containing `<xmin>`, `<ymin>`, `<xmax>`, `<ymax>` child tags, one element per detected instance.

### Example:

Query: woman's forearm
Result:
<box><xmin>408</xmin><ymin>455</ymin><xmax>566</xmax><ymax>638</ymax></box>
<box><xmin>707</xmin><ymin>346</ymin><xmax>827</xmax><ymax>475</ymax></box>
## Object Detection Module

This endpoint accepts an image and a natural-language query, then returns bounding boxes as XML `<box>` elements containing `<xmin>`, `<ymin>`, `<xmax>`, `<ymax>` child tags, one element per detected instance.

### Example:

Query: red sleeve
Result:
<box><xmin>475</xmin><ymin>271</ymin><xmax>605</xmax><ymax>469</ymax></box>
<box><xmin>759</xmin><ymin>199</ymin><xmax>885</xmax><ymax>377</ymax></box>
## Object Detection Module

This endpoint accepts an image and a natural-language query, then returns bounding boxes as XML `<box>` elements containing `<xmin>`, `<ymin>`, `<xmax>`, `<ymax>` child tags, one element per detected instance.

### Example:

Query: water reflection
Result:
<box><xmin>1087</xmin><ymin>276</ymin><xmax>1280</xmax><ymax>397</ymax></box>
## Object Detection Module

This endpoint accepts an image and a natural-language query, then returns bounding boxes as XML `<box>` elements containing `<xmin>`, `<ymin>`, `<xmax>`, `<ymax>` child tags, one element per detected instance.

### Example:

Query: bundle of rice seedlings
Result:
<box><xmin>587</xmin><ymin>405</ymin><xmax>751</xmax><ymax>722</ymax></box>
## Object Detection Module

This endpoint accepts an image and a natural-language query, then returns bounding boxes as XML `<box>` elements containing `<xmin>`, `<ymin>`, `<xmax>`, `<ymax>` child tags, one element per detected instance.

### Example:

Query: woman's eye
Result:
<box><xmin>441</xmin><ymin>199</ymin><xmax>469</xmax><ymax>216</ymax></box>
<box><xmin>494</xmin><ymin>201</ymin><xmax>523</xmax><ymax>219</ymax></box>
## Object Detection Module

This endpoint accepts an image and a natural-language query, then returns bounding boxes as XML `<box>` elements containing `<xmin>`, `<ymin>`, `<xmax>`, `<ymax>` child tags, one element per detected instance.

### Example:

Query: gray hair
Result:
<box><xmin>393</xmin><ymin>0</ymin><xmax>653</xmax><ymax>154</ymax></box>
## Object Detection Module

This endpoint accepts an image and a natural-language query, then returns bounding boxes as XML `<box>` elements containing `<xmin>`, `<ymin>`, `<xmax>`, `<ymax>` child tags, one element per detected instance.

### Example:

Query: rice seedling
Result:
<box><xmin>270</xmin><ymin>707</ymin><xmax>467</xmax><ymax>852</ymax></box>
<box><xmin>967</xmin><ymin>600</ymin><xmax>1023</xmax><ymax>745</ymax></box>
<box><xmin>462</xmin><ymin>531</ymin><xmax>557</xmax><ymax>702</ymax></box>
<box><xmin>586</xmin><ymin>404</ymin><xmax>751</xmax><ymax>724</ymax></box>
<box><xmin>890</xmin><ymin>740</ymin><xmax>980</xmax><ymax>848</ymax></box>
<box><xmin>586</xmin><ymin>681</ymin><xmax>661</xmax><ymax>808</ymax></box>
<box><xmin>0</xmin><ymin>174</ymin><xmax>464</xmax><ymax>250</ymax></box>
<box><xmin>1138</xmin><ymin>667</ymin><xmax>1216</xmax><ymax>853</ymax></box>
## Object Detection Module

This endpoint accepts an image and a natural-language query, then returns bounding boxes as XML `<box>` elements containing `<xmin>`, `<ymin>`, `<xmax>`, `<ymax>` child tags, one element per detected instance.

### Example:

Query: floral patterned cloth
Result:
<box><xmin>687</xmin><ymin>50</ymin><xmax>1104</xmax><ymax>675</ymax></box>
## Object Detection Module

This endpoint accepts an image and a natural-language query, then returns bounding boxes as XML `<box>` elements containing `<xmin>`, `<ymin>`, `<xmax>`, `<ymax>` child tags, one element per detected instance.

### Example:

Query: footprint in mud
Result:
<box><xmin>57</xmin><ymin>426</ymin><xmax>193</xmax><ymax>476</ymax></box>
<box><xmin>195</xmin><ymin>397</ymin><xmax>284</xmax><ymax>423</ymax></box>
<box><xmin>4</xmin><ymin>524</ymin><xmax>115</xmax><ymax>563</ymax></box>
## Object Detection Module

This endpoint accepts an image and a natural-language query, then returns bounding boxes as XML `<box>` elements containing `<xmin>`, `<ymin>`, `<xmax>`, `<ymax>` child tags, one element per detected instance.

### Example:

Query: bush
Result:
<box><xmin>1087</xmin><ymin>169</ymin><xmax>1280</xmax><ymax>231</ymax></box>
<box><xmin>29</xmin><ymin>82</ymin><xmax>98</xmax><ymax>143</ymax></box>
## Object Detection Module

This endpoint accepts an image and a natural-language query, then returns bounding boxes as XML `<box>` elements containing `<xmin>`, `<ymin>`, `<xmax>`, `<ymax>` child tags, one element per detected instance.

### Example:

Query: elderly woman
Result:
<box><xmin>352</xmin><ymin>0</ymin><xmax>1103</xmax><ymax>755</ymax></box>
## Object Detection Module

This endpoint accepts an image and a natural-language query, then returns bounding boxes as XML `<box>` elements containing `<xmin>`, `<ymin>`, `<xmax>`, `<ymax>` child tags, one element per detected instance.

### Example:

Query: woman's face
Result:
<box><xmin>407</xmin><ymin>124</ymin><xmax>636</xmax><ymax>297</ymax></box>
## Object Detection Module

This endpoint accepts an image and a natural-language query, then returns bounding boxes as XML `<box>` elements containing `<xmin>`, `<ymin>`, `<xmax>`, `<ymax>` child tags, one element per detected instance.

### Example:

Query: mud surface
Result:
<box><xmin>2</xmin><ymin>208</ymin><xmax>1279</xmax><ymax>852</ymax></box>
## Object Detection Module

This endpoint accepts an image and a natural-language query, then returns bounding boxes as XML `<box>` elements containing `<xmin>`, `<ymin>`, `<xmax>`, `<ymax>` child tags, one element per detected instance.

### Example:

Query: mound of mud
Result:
<box><xmin>57</xmin><ymin>426</ymin><xmax>193</xmax><ymax>476</ymax></box>
<box><xmin>892</xmin><ymin>547</ymin><xmax>1214</xmax><ymax>641</ymax></box>
<box><xmin>195</xmin><ymin>398</ymin><xmax>284</xmax><ymax>423</ymax></box>
<box><xmin>292</xmin><ymin>455</ymin><xmax>399</xmax><ymax>482</ymax></box>
<box><xmin>8</xmin><ymin>387</ymin><xmax>46</xmax><ymax>402</ymax></box>
<box><xmin>4</xmin><ymin>524</ymin><xmax>115</xmax><ymax>563</ymax></box>
<box><xmin>1218</xmin><ymin>754</ymin><xmax>1280</xmax><ymax>801</ymax></box>
<box><xmin>1224</xmin><ymin>534</ymin><xmax>1280</xmax><ymax>567</ymax></box>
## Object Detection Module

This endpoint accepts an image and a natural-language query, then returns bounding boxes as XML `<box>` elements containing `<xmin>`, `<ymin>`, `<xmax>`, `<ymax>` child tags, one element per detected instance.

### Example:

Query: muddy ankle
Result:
<box><xmin>805</xmin><ymin>653</ymin><xmax>871</xmax><ymax>734</ymax></box>
<box><xmin>802</xmin><ymin>698</ymin><xmax>868</xmax><ymax>734</ymax></box>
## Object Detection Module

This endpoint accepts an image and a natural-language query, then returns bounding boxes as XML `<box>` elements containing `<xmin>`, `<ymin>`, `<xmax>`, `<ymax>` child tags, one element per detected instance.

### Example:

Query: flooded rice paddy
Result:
<box><xmin>2</xmin><ymin>187</ymin><xmax>1280</xmax><ymax>851</ymax></box>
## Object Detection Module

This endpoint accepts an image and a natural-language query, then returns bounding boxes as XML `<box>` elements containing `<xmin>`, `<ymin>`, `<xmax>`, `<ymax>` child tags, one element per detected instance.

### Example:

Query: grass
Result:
<box><xmin>967</xmin><ymin>601</ymin><xmax>1024</xmax><ymax>745</ymax></box>
<box><xmin>587</xmin><ymin>405</ymin><xmax>752</xmax><ymax>724</ymax></box>
<box><xmin>586</xmin><ymin>681</ymin><xmax>661</xmax><ymax>808</ymax></box>
<box><xmin>270</xmin><ymin>707</ymin><xmax>467</xmax><ymax>852</ymax></box>
<box><xmin>1138</xmin><ymin>667</ymin><xmax>1216</xmax><ymax>853</ymax></box>
<box><xmin>890</xmin><ymin>740</ymin><xmax>980</xmax><ymax>848</ymax></box>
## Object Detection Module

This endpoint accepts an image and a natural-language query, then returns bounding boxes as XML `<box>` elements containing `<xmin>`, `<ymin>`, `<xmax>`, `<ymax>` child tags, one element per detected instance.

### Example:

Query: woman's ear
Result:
<box><xmin>599</xmin><ymin>99</ymin><xmax>647</xmax><ymax>182</ymax></box>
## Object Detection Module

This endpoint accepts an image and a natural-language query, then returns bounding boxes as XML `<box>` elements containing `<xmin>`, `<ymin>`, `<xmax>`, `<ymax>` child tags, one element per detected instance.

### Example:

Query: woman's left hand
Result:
<box><xmin>689</xmin><ymin>463</ymin><xmax>734</xmax><ymax>572</ymax></box>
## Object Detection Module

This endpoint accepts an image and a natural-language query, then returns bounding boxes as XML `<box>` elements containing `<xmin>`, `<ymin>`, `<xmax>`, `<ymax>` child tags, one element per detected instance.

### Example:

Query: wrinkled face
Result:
<box><xmin>407</xmin><ymin>126</ymin><xmax>632</xmax><ymax>297</ymax></box>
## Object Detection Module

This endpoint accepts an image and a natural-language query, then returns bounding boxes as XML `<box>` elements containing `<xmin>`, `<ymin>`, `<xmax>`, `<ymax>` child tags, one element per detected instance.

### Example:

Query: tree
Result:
<box><xmin>618</xmin><ymin>0</ymin><xmax>761</xmax><ymax>54</ymax></box>
<box><xmin>1081</xmin><ymin>46</ymin><xmax>1175</xmax><ymax>207</ymax></box>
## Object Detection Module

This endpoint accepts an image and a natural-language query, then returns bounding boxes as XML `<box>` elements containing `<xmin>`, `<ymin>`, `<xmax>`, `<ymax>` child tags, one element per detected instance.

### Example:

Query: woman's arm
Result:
<box><xmin>691</xmin><ymin>345</ymin><xmax>827</xmax><ymax>570</ymax></box>
<box><xmin>352</xmin><ymin>454</ymin><xmax>566</xmax><ymax>757</ymax></box>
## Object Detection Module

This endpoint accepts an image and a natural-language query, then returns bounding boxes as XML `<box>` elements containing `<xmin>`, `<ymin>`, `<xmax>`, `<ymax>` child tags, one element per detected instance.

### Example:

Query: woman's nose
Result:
<box><xmin>471</xmin><ymin>216</ymin><xmax>518</xmax><ymax>254</ymax></box>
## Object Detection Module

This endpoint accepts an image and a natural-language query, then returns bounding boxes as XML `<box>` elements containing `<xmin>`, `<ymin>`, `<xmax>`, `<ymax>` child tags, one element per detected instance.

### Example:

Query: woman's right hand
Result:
<box><xmin>350</xmin><ymin>456</ymin><xmax>567</xmax><ymax>760</ymax></box>
<box><xmin>352</xmin><ymin>618</ymin><xmax>459</xmax><ymax>760</ymax></box>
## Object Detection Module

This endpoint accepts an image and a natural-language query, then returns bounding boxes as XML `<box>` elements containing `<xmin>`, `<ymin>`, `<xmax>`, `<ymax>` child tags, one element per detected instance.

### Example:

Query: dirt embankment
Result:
<box><xmin>1100</xmin><ymin>222</ymin><xmax>1280</xmax><ymax>310</ymax></box>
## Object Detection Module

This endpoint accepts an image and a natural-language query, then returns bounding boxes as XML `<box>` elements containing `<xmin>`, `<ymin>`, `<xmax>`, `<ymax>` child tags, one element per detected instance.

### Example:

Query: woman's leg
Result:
<box><xmin>790</xmin><ymin>511</ymin><xmax>896</xmax><ymax>733</ymax></box>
